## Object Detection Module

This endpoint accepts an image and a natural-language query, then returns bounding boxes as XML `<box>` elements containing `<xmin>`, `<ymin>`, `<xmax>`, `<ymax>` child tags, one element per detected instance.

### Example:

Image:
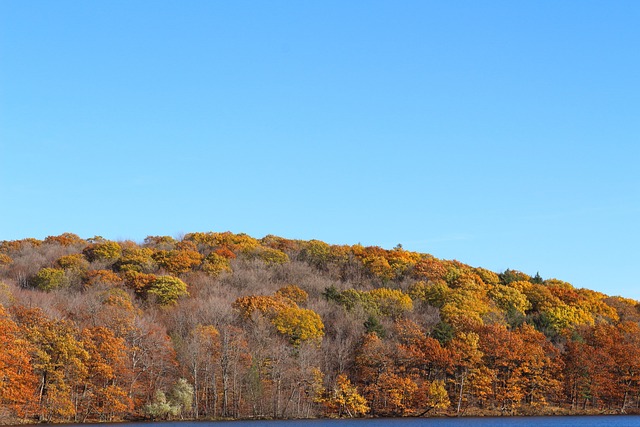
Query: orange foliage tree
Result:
<box><xmin>79</xmin><ymin>327</ymin><xmax>132</xmax><ymax>421</ymax></box>
<box><xmin>11</xmin><ymin>306</ymin><xmax>89</xmax><ymax>422</ymax></box>
<box><xmin>0</xmin><ymin>305</ymin><xmax>37</xmax><ymax>418</ymax></box>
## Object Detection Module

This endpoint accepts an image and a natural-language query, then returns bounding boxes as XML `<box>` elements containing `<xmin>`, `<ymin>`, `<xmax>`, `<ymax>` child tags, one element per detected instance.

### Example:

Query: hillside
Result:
<box><xmin>1</xmin><ymin>231</ymin><xmax>639</xmax><ymax>423</ymax></box>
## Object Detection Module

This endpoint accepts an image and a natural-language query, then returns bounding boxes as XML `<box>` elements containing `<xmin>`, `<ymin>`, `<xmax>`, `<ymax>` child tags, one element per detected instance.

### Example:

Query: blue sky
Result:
<box><xmin>1</xmin><ymin>1</ymin><xmax>639</xmax><ymax>298</ymax></box>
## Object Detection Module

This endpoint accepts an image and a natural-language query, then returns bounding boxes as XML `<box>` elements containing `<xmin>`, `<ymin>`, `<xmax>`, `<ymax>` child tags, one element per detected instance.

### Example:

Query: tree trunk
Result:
<box><xmin>457</xmin><ymin>372</ymin><xmax>465</xmax><ymax>414</ymax></box>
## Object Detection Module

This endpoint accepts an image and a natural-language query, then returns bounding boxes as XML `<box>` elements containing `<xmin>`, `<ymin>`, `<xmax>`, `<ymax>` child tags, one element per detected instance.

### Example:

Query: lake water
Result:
<box><xmin>74</xmin><ymin>417</ymin><xmax>640</xmax><ymax>427</ymax></box>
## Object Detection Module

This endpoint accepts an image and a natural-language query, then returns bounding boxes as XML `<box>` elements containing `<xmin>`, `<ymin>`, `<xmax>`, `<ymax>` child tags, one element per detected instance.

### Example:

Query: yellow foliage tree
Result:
<box><xmin>275</xmin><ymin>285</ymin><xmax>308</xmax><ymax>305</ymax></box>
<box><xmin>489</xmin><ymin>284</ymin><xmax>532</xmax><ymax>317</ymax></box>
<box><xmin>153</xmin><ymin>249</ymin><xmax>203</xmax><ymax>275</ymax></box>
<box><xmin>325</xmin><ymin>374</ymin><xmax>369</xmax><ymax>417</ymax></box>
<box><xmin>441</xmin><ymin>288</ymin><xmax>490</xmax><ymax>330</ymax></box>
<box><xmin>232</xmin><ymin>295</ymin><xmax>294</xmax><ymax>319</ymax></box>
<box><xmin>0</xmin><ymin>253</ymin><xmax>12</xmax><ymax>266</ymax></box>
<box><xmin>147</xmin><ymin>276</ymin><xmax>189</xmax><ymax>306</ymax></box>
<box><xmin>83</xmin><ymin>241</ymin><xmax>122</xmax><ymax>263</ymax></box>
<box><xmin>426</xmin><ymin>379</ymin><xmax>450</xmax><ymax>412</ymax></box>
<box><xmin>409</xmin><ymin>280</ymin><xmax>451</xmax><ymax>308</ymax></box>
<box><xmin>31</xmin><ymin>268</ymin><xmax>66</xmax><ymax>291</ymax></box>
<box><xmin>255</xmin><ymin>247</ymin><xmax>289</xmax><ymax>265</ymax></box>
<box><xmin>201</xmin><ymin>252</ymin><xmax>232</xmax><ymax>277</ymax></box>
<box><xmin>115</xmin><ymin>247</ymin><xmax>157</xmax><ymax>273</ymax></box>
<box><xmin>55</xmin><ymin>254</ymin><xmax>89</xmax><ymax>273</ymax></box>
<box><xmin>271</xmin><ymin>306</ymin><xmax>324</xmax><ymax>346</ymax></box>
<box><xmin>368</xmin><ymin>288</ymin><xmax>413</xmax><ymax>318</ymax></box>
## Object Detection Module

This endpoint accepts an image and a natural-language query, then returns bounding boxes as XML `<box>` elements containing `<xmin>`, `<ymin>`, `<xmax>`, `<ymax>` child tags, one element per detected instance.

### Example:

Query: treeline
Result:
<box><xmin>0</xmin><ymin>232</ymin><xmax>639</xmax><ymax>423</ymax></box>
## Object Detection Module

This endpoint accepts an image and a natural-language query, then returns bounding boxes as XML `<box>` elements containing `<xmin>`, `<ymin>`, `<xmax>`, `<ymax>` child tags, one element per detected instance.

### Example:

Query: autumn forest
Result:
<box><xmin>1</xmin><ymin>231</ymin><xmax>639</xmax><ymax>423</ymax></box>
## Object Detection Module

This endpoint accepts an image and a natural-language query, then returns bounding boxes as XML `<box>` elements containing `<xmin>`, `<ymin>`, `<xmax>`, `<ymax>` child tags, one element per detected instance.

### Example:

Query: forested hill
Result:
<box><xmin>1</xmin><ymin>232</ymin><xmax>639</xmax><ymax>423</ymax></box>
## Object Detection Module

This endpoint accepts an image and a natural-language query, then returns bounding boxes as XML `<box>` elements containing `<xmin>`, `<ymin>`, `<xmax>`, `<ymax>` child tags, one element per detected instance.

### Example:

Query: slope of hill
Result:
<box><xmin>1</xmin><ymin>231</ymin><xmax>639</xmax><ymax>423</ymax></box>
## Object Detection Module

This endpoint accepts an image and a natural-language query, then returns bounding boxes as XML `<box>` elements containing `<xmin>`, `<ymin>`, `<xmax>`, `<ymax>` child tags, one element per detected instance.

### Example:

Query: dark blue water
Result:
<box><xmin>88</xmin><ymin>416</ymin><xmax>640</xmax><ymax>427</ymax></box>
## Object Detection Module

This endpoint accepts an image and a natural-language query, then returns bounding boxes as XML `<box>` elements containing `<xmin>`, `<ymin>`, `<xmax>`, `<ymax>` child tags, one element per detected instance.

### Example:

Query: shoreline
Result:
<box><xmin>4</xmin><ymin>409</ymin><xmax>640</xmax><ymax>426</ymax></box>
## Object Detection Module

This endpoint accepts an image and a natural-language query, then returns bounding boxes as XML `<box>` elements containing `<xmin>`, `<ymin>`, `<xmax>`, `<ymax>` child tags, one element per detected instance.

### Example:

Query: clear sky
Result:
<box><xmin>1</xmin><ymin>1</ymin><xmax>639</xmax><ymax>299</ymax></box>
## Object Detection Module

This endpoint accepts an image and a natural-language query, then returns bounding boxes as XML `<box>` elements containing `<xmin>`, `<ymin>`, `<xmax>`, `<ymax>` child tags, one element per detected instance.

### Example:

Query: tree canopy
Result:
<box><xmin>0</xmin><ymin>230</ymin><xmax>639</xmax><ymax>422</ymax></box>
